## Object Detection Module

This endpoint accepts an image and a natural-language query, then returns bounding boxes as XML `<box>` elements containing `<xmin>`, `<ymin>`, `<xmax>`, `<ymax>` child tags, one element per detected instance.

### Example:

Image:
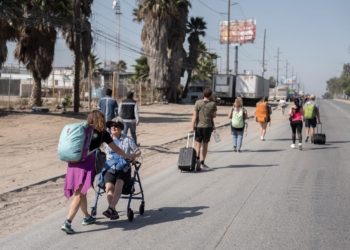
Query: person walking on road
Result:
<box><xmin>101</xmin><ymin>117</ymin><xmax>141</xmax><ymax>220</ymax></box>
<box><xmin>257</xmin><ymin>97</ymin><xmax>272</xmax><ymax>141</ymax></box>
<box><xmin>229</xmin><ymin>98</ymin><xmax>248</xmax><ymax>152</ymax></box>
<box><xmin>61</xmin><ymin>110</ymin><xmax>134</xmax><ymax>234</ymax></box>
<box><xmin>97</xmin><ymin>88</ymin><xmax>119</xmax><ymax>122</ymax></box>
<box><xmin>190</xmin><ymin>88</ymin><xmax>217</xmax><ymax>171</ymax></box>
<box><xmin>279</xmin><ymin>97</ymin><xmax>287</xmax><ymax>115</ymax></box>
<box><xmin>289</xmin><ymin>99</ymin><xmax>304</xmax><ymax>150</ymax></box>
<box><xmin>303</xmin><ymin>94</ymin><xmax>321</xmax><ymax>143</ymax></box>
<box><xmin>118</xmin><ymin>91</ymin><xmax>140</xmax><ymax>146</ymax></box>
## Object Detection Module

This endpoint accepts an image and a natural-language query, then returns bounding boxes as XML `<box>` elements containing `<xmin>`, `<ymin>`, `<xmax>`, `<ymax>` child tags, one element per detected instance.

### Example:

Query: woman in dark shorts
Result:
<box><xmin>61</xmin><ymin>110</ymin><xmax>134</xmax><ymax>234</ymax></box>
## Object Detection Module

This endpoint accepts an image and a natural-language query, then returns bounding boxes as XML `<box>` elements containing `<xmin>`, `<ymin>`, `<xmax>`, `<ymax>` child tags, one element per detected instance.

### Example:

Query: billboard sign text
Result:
<box><xmin>220</xmin><ymin>19</ymin><xmax>256</xmax><ymax>44</ymax></box>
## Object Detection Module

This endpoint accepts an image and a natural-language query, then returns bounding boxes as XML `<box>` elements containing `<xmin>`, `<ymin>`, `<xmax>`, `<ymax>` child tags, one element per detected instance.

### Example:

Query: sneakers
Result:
<box><xmin>310</xmin><ymin>138</ymin><xmax>314</xmax><ymax>144</ymax></box>
<box><xmin>233</xmin><ymin>147</ymin><xmax>237</xmax><ymax>152</ymax></box>
<box><xmin>298</xmin><ymin>143</ymin><xmax>303</xmax><ymax>150</ymax></box>
<box><xmin>260</xmin><ymin>136</ymin><xmax>264</xmax><ymax>141</ymax></box>
<box><xmin>238</xmin><ymin>150</ymin><xmax>241</xmax><ymax>153</ymax></box>
<box><xmin>305</xmin><ymin>136</ymin><xmax>309</xmax><ymax>143</ymax></box>
<box><xmin>291</xmin><ymin>144</ymin><xmax>296</xmax><ymax>149</ymax></box>
<box><xmin>201</xmin><ymin>163</ymin><xmax>209</xmax><ymax>168</ymax></box>
<box><xmin>196</xmin><ymin>159</ymin><xmax>201</xmax><ymax>171</ymax></box>
<box><xmin>61</xmin><ymin>221</ymin><xmax>75</xmax><ymax>234</ymax></box>
<box><xmin>82</xmin><ymin>216</ymin><xmax>96</xmax><ymax>225</ymax></box>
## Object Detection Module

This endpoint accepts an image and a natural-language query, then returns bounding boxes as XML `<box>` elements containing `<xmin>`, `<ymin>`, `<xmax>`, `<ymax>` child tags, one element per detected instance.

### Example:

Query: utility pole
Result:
<box><xmin>286</xmin><ymin>60</ymin><xmax>289</xmax><ymax>85</ymax></box>
<box><xmin>276</xmin><ymin>47</ymin><xmax>282</xmax><ymax>86</ymax></box>
<box><xmin>291</xmin><ymin>67</ymin><xmax>294</xmax><ymax>90</ymax></box>
<box><xmin>234</xmin><ymin>45</ymin><xmax>238</xmax><ymax>75</ymax></box>
<box><xmin>113</xmin><ymin>0</ymin><xmax>121</xmax><ymax>100</ymax></box>
<box><xmin>73</xmin><ymin>0</ymin><xmax>81</xmax><ymax>113</ymax></box>
<box><xmin>226</xmin><ymin>0</ymin><xmax>230</xmax><ymax>74</ymax></box>
<box><xmin>262</xmin><ymin>29</ymin><xmax>266</xmax><ymax>78</ymax></box>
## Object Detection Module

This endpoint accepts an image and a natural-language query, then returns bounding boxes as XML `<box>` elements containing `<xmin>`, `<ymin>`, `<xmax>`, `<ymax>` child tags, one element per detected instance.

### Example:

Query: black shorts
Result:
<box><xmin>195</xmin><ymin>127</ymin><xmax>212</xmax><ymax>143</ymax></box>
<box><xmin>305</xmin><ymin>117</ymin><xmax>317</xmax><ymax>128</ymax></box>
<box><xmin>104</xmin><ymin>168</ymin><xmax>131</xmax><ymax>184</ymax></box>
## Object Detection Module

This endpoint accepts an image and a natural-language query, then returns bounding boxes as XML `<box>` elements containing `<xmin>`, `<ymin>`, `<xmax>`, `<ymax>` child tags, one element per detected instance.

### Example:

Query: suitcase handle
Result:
<box><xmin>186</xmin><ymin>132</ymin><xmax>195</xmax><ymax>148</ymax></box>
<box><xmin>316</xmin><ymin>124</ymin><xmax>322</xmax><ymax>134</ymax></box>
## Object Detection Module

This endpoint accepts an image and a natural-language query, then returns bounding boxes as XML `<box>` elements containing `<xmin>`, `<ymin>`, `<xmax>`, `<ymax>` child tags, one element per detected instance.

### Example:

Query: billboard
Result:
<box><xmin>280</xmin><ymin>75</ymin><xmax>296</xmax><ymax>85</ymax></box>
<box><xmin>219</xmin><ymin>19</ymin><xmax>256</xmax><ymax>44</ymax></box>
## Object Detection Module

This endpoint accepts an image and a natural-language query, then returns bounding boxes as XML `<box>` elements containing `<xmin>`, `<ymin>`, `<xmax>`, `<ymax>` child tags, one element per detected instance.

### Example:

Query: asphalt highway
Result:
<box><xmin>1</xmin><ymin>100</ymin><xmax>349</xmax><ymax>250</ymax></box>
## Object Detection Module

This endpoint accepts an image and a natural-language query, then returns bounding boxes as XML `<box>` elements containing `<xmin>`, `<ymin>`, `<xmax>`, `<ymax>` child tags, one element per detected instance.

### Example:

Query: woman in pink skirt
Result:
<box><xmin>61</xmin><ymin>110</ymin><xmax>134</xmax><ymax>234</ymax></box>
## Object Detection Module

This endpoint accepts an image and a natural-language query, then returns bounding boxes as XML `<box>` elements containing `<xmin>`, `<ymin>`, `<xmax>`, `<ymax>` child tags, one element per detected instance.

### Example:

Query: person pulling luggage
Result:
<box><xmin>190</xmin><ymin>88</ymin><xmax>217</xmax><ymax>171</ymax></box>
<box><xmin>289</xmin><ymin>99</ymin><xmax>304</xmax><ymax>150</ymax></box>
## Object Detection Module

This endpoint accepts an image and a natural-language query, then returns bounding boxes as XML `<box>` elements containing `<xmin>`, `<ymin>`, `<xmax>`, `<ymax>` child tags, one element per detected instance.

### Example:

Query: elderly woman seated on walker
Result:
<box><xmin>101</xmin><ymin>117</ymin><xmax>141</xmax><ymax>220</ymax></box>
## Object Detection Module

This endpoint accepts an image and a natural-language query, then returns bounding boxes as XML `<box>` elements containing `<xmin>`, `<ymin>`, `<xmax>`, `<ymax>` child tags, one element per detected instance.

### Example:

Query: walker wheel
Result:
<box><xmin>139</xmin><ymin>202</ymin><xmax>145</xmax><ymax>215</ymax></box>
<box><xmin>91</xmin><ymin>207</ymin><xmax>96</xmax><ymax>217</ymax></box>
<box><xmin>127</xmin><ymin>209</ymin><xmax>134</xmax><ymax>222</ymax></box>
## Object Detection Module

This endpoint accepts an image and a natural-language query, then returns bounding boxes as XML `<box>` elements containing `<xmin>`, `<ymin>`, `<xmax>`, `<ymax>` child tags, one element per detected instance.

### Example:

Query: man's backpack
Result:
<box><xmin>231</xmin><ymin>108</ymin><xmax>244</xmax><ymax>128</ymax></box>
<box><xmin>255</xmin><ymin>102</ymin><xmax>269</xmax><ymax>123</ymax></box>
<box><xmin>304</xmin><ymin>103</ymin><xmax>316</xmax><ymax>119</ymax></box>
<box><xmin>58</xmin><ymin>122</ymin><xmax>93</xmax><ymax>163</ymax></box>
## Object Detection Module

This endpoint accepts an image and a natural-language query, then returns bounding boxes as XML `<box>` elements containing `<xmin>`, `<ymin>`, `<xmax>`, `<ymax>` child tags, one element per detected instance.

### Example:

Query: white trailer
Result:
<box><xmin>268</xmin><ymin>88</ymin><xmax>276</xmax><ymax>101</ymax></box>
<box><xmin>275</xmin><ymin>86</ymin><xmax>289</xmax><ymax>101</ymax></box>
<box><xmin>235</xmin><ymin>74</ymin><xmax>269</xmax><ymax>105</ymax></box>
<box><xmin>212</xmin><ymin>74</ymin><xmax>235</xmax><ymax>102</ymax></box>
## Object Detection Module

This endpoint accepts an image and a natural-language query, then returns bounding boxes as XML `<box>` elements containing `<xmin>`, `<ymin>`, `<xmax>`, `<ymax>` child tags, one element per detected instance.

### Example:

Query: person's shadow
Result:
<box><xmin>87</xmin><ymin>206</ymin><xmax>209</xmax><ymax>232</ymax></box>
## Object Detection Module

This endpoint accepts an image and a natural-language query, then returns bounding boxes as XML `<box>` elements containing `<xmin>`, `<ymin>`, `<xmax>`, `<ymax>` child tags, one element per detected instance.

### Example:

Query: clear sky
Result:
<box><xmin>5</xmin><ymin>0</ymin><xmax>350</xmax><ymax>97</ymax></box>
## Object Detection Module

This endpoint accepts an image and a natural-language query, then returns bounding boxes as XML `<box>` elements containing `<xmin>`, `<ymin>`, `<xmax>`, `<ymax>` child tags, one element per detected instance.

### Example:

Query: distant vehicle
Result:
<box><xmin>268</xmin><ymin>88</ymin><xmax>276</xmax><ymax>101</ymax></box>
<box><xmin>182</xmin><ymin>81</ymin><xmax>210</xmax><ymax>103</ymax></box>
<box><xmin>212</xmin><ymin>74</ymin><xmax>269</xmax><ymax>106</ymax></box>
<box><xmin>275</xmin><ymin>86</ymin><xmax>289</xmax><ymax>101</ymax></box>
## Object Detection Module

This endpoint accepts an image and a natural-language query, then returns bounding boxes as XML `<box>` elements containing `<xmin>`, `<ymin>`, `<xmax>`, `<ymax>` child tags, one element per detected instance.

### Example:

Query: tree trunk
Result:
<box><xmin>142</xmin><ymin>16</ymin><xmax>171</xmax><ymax>102</ymax></box>
<box><xmin>0</xmin><ymin>41</ymin><xmax>7</xmax><ymax>68</ymax></box>
<box><xmin>30</xmin><ymin>71</ymin><xmax>42</xmax><ymax>107</ymax></box>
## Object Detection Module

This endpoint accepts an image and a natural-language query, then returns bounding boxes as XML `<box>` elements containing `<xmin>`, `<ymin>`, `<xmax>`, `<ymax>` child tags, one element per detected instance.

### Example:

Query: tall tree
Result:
<box><xmin>167</xmin><ymin>0</ymin><xmax>191</xmax><ymax>102</ymax></box>
<box><xmin>132</xmin><ymin>56</ymin><xmax>149</xmax><ymax>82</ymax></box>
<box><xmin>133</xmin><ymin>0</ymin><xmax>190</xmax><ymax>101</ymax></box>
<box><xmin>117</xmin><ymin>60</ymin><xmax>127</xmax><ymax>73</ymax></box>
<box><xmin>0</xmin><ymin>0</ymin><xmax>23</xmax><ymax>68</ymax></box>
<box><xmin>183</xmin><ymin>17</ymin><xmax>207</xmax><ymax>98</ymax></box>
<box><xmin>13</xmin><ymin>0</ymin><xmax>72</xmax><ymax>107</ymax></box>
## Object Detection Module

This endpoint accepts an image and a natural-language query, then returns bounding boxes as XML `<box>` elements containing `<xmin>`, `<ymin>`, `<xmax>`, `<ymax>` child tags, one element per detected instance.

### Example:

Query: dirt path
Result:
<box><xmin>0</xmin><ymin>102</ymin><xmax>287</xmax><ymax>239</ymax></box>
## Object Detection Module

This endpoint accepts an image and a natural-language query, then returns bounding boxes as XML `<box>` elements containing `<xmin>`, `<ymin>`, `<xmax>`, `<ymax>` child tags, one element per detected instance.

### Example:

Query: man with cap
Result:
<box><xmin>97</xmin><ymin>88</ymin><xmax>118</xmax><ymax>121</ymax></box>
<box><xmin>118</xmin><ymin>91</ymin><xmax>140</xmax><ymax>146</ymax></box>
<box><xmin>102</xmin><ymin>117</ymin><xmax>141</xmax><ymax>220</ymax></box>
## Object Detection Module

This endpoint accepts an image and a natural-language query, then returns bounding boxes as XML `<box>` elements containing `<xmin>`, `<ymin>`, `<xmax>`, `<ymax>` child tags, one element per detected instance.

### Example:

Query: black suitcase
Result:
<box><xmin>314</xmin><ymin>124</ymin><xmax>326</xmax><ymax>144</ymax></box>
<box><xmin>178</xmin><ymin>132</ymin><xmax>197</xmax><ymax>171</ymax></box>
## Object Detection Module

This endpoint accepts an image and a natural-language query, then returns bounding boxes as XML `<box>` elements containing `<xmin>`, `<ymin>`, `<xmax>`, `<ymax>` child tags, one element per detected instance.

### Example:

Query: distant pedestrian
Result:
<box><xmin>97</xmin><ymin>88</ymin><xmax>118</xmax><ymax>122</ymax></box>
<box><xmin>61</xmin><ymin>110</ymin><xmax>134</xmax><ymax>234</ymax></box>
<box><xmin>279</xmin><ymin>97</ymin><xmax>287</xmax><ymax>115</ymax></box>
<box><xmin>229</xmin><ymin>98</ymin><xmax>248</xmax><ymax>152</ymax></box>
<box><xmin>118</xmin><ymin>91</ymin><xmax>140</xmax><ymax>146</ymax></box>
<box><xmin>256</xmin><ymin>97</ymin><xmax>272</xmax><ymax>141</ymax></box>
<box><xmin>289</xmin><ymin>99</ymin><xmax>304</xmax><ymax>150</ymax></box>
<box><xmin>190</xmin><ymin>88</ymin><xmax>217</xmax><ymax>171</ymax></box>
<box><xmin>303</xmin><ymin>94</ymin><xmax>321</xmax><ymax>143</ymax></box>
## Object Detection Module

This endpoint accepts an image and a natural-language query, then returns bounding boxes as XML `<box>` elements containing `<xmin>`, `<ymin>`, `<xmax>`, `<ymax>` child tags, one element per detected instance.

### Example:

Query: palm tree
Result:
<box><xmin>89</xmin><ymin>53</ymin><xmax>102</xmax><ymax>88</ymax></box>
<box><xmin>0</xmin><ymin>0</ymin><xmax>22</xmax><ymax>68</ymax></box>
<box><xmin>183</xmin><ymin>17</ymin><xmax>207</xmax><ymax>98</ymax></box>
<box><xmin>132</xmin><ymin>56</ymin><xmax>149</xmax><ymax>82</ymax></box>
<box><xmin>133</xmin><ymin>0</ymin><xmax>190</xmax><ymax>102</ymax></box>
<box><xmin>13</xmin><ymin>0</ymin><xmax>72</xmax><ymax>107</ymax></box>
<box><xmin>117</xmin><ymin>60</ymin><xmax>127</xmax><ymax>73</ymax></box>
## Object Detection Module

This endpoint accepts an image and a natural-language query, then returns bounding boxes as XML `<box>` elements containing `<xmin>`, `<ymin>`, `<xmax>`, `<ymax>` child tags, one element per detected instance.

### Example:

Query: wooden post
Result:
<box><xmin>112</xmin><ymin>72</ymin><xmax>116</xmax><ymax>98</ymax></box>
<box><xmin>52</xmin><ymin>68</ymin><xmax>55</xmax><ymax>98</ymax></box>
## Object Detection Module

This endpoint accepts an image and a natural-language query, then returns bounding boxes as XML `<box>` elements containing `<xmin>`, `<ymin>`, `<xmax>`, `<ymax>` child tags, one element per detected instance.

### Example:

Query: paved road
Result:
<box><xmin>1</xmin><ymin>100</ymin><xmax>350</xmax><ymax>250</ymax></box>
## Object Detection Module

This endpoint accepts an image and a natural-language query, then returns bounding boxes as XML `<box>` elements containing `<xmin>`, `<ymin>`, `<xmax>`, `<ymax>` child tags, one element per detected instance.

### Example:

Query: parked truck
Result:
<box><xmin>212</xmin><ymin>74</ymin><xmax>269</xmax><ymax>106</ymax></box>
<box><xmin>275</xmin><ymin>86</ymin><xmax>289</xmax><ymax>101</ymax></box>
<box><xmin>268</xmin><ymin>88</ymin><xmax>276</xmax><ymax>101</ymax></box>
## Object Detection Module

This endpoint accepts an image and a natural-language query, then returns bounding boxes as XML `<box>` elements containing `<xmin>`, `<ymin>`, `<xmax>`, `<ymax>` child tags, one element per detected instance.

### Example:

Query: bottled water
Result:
<box><xmin>213</xmin><ymin>131</ymin><xmax>221</xmax><ymax>143</ymax></box>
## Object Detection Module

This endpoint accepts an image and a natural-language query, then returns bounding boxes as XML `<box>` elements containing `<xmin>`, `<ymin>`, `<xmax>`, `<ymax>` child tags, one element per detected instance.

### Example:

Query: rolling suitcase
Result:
<box><xmin>314</xmin><ymin>124</ymin><xmax>326</xmax><ymax>144</ymax></box>
<box><xmin>178</xmin><ymin>132</ymin><xmax>197</xmax><ymax>172</ymax></box>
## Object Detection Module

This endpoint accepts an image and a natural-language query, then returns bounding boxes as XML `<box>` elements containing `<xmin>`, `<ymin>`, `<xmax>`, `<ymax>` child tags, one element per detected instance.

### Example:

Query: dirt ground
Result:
<box><xmin>0</xmin><ymin>101</ymin><xmax>284</xmax><ymax>239</ymax></box>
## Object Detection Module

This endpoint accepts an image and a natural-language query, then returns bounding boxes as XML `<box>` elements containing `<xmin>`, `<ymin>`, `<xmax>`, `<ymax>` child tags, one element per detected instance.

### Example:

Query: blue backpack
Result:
<box><xmin>57</xmin><ymin>122</ymin><xmax>93</xmax><ymax>163</ymax></box>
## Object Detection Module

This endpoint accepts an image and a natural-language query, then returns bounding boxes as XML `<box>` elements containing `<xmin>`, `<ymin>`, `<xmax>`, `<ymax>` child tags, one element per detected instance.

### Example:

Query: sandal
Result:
<box><xmin>102</xmin><ymin>207</ymin><xmax>113</xmax><ymax>218</ymax></box>
<box><xmin>110</xmin><ymin>208</ymin><xmax>119</xmax><ymax>220</ymax></box>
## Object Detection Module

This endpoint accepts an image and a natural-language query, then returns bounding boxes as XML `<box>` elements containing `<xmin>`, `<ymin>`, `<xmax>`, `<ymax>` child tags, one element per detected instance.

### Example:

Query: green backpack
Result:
<box><xmin>231</xmin><ymin>108</ymin><xmax>244</xmax><ymax>128</ymax></box>
<box><xmin>304</xmin><ymin>103</ymin><xmax>316</xmax><ymax>119</ymax></box>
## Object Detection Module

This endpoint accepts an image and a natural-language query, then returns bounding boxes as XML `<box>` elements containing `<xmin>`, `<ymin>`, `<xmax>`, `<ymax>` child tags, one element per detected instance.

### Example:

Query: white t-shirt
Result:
<box><xmin>279</xmin><ymin>100</ymin><xmax>286</xmax><ymax>106</ymax></box>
